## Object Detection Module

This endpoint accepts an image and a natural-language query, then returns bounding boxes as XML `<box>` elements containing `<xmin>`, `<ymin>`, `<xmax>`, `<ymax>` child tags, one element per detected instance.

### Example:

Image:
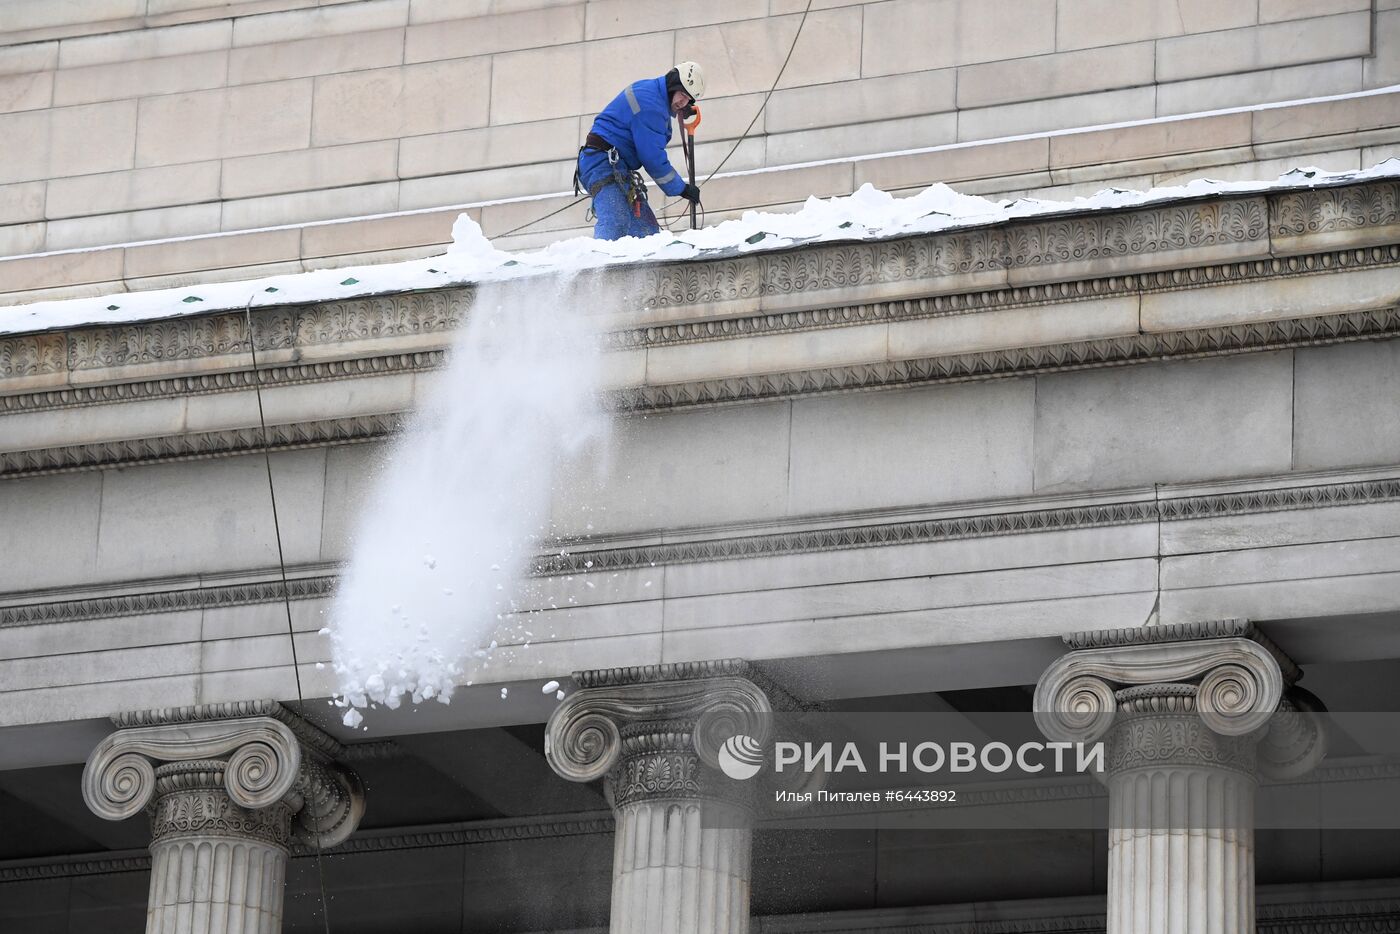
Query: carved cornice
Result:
<box><xmin>0</xmin><ymin>575</ymin><xmax>335</xmax><ymax>627</ymax></box>
<box><xmin>0</xmin><ymin>414</ymin><xmax>396</xmax><ymax>479</ymax></box>
<box><xmin>0</xmin><ymin>351</ymin><xmax>441</xmax><ymax>414</ymax></box>
<box><xmin>573</xmin><ymin>659</ymin><xmax>755</xmax><ymax>689</ymax></box>
<box><xmin>4</xmin><ymin>475</ymin><xmax>1400</xmax><ymax>628</ymax></box>
<box><xmin>759</xmin><ymin>916</ymin><xmax>1111</xmax><ymax>934</ymax></box>
<box><xmin>1065</xmin><ymin>618</ymin><xmax>1254</xmax><ymax>649</ymax></box>
<box><xmin>1</xmin><ymin>305</ymin><xmax>1398</xmax><ymax>478</ymax></box>
<box><xmin>4</xmin><ymin>244</ymin><xmax>1400</xmax><ymax>421</ymax></box>
<box><xmin>1</xmin><ymin>179</ymin><xmax>1397</xmax><ymax>406</ymax></box>
<box><xmin>0</xmin><ymin>851</ymin><xmax>152</xmax><ymax>882</ymax></box>
<box><xmin>611</xmin><ymin>305</ymin><xmax>1400</xmax><ymax>412</ymax></box>
<box><xmin>54</xmin><ymin>290</ymin><xmax>467</xmax><ymax>374</ymax></box>
<box><xmin>538</xmin><ymin>474</ymin><xmax>1400</xmax><ymax>577</ymax></box>
<box><xmin>621</xmin><ymin>242</ymin><xmax>1400</xmax><ymax>350</ymax></box>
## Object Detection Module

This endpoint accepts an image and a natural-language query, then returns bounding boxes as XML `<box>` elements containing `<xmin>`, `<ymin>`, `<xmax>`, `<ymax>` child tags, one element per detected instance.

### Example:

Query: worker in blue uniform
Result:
<box><xmin>576</xmin><ymin>61</ymin><xmax>705</xmax><ymax>240</ymax></box>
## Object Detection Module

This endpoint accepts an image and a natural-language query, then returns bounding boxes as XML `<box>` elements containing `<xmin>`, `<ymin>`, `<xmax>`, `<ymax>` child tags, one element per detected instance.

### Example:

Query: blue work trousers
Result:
<box><xmin>592</xmin><ymin>182</ymin><xmax>660</xmax><ymax>241</ymax></box>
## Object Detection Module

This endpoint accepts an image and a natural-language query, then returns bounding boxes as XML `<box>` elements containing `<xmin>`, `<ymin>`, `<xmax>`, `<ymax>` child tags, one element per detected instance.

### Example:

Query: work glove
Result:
<box><xmin>681</xmin><ymin>183</ymin><xmax>701</xmax><ymax>204</ymax></box>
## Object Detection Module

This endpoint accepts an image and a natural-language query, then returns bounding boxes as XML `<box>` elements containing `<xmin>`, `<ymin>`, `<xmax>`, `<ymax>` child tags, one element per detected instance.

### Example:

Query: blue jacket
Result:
<box><xmin>579</xmin><ymin>75</ymin><xmax>687</xmax><ymax>198</ymax></box>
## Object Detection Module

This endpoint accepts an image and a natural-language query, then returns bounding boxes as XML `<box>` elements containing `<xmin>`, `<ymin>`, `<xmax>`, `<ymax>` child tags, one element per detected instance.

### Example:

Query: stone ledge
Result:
<box><xmin>3</xmin><ymin>179</ymin><xmax>1397</xmax><ymax>397</ymax></box>
<box><xmin>4</xmin><ymin>243</ymin><xmax>1399</xmax><ymax>412</ymax></box>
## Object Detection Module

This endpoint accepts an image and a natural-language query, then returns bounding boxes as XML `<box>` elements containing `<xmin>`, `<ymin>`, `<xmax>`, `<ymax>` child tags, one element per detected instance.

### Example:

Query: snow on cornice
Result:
<box><xmin>3</xmin><ymin>159</ymin><xmax>1399</xmax><ymax>340</ymax></box>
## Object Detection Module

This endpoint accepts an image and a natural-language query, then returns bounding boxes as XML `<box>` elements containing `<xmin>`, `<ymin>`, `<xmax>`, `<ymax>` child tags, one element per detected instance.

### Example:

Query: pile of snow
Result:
<box><xmin>5</xmin><ymin>160</ymin><xmax>1400</xmax><ymax>339</ymax></box>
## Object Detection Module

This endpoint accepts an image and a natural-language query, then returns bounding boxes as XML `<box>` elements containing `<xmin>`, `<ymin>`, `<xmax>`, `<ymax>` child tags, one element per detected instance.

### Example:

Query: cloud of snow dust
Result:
<box><xmin>328</xmin><ymin>270</ymin><xmax>614</xmax><ymax>726</ymax></box>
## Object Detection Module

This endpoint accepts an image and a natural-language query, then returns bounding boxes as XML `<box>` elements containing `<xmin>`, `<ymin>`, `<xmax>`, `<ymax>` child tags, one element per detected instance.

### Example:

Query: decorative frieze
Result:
<box><xmin>1272</xmin><ymin>180</ymin><xmax>1400</xmax><ymax>237</ymax></box>
<box><xmin>0</xmin><ymin>331</ymin><xmax>64</xmax><ymax>379</ymax></box>
<box><xmin>638</xmin><ymin>197</ymin><xmax>1269</xmax><ymax>311</ymax></box>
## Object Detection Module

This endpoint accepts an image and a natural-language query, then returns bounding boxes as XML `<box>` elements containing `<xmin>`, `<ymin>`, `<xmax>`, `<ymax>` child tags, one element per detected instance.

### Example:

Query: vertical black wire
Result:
<box><xmin>662</xmin><ymin>0</ymin><xmax>816</xmax><ymax>224</ymax></box>
<box><xmin>242</xmin><ymin>299</ymin><xmax>335</xmax><ymax>934</ymax></box>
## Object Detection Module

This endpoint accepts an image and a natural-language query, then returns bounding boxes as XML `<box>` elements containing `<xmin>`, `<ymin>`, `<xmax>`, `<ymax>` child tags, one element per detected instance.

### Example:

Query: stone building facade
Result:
<box><xmin>2</xmin><ymin>2</ymin><xmax>1400</xmax><ymax>933</ymax></box>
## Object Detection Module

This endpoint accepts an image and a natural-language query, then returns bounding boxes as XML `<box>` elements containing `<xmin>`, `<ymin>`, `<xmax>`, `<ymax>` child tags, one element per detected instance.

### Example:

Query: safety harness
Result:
<box><xmin>574</xmin><ymin>133</ymin><xmax>648</xmax><ymax>220</ymax></box>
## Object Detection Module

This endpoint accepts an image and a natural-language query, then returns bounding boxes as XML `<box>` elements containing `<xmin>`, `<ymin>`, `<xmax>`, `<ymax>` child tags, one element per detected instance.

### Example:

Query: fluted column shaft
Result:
<box><xmin>609</xmin><ymin>797</ymin><xmax>751</xmax><ymax>934</ymax></box>
<box><xmin>143</xmin><ymin>761</ymin><xmax>292</xmax><ymax>934</ymax></box>
<box><xmin>1104</xmin><ymin>689</ymin><xmax>1258</xmax><ymax>934</ymax></box>
<box><xmin>605</xmin><ymin>728</ymin><xmax>754</xmax><ymax>934</ymax></box>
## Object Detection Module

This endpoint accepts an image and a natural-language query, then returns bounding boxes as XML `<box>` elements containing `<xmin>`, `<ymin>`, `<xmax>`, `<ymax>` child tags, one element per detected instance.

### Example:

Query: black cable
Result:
<box><xmin>702</xmin><ymin>0</ymin><xmax>814</xmax><ymax>186</ymax></box>
<box><xmin>658</xmin><ymin>0</ymin><xmax>815</xmax><ymax>222</ymax></box>
<box><xmin>242</xmin><ymin>299</ymin><xmax>336</xmax><ymax>934</ymax></box>
<box><xmin>503</xmin><ymin>0</ymin><xmax>814</xmax><ymax>240</ymax></box>
<box><xmin>493</xmin><ymin>194</ymin><xmax>589</xmax><ymax>239</ymax></box>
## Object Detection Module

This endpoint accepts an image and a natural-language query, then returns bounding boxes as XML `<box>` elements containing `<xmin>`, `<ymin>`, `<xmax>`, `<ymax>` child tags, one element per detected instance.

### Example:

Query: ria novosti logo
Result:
<box><xmin>716</xmin><ymin>734</ymin><xmax>1105</xmax><ymax>781</ymax></box>
<box><xmin>717</xmin><ymin>734</ymin><xmax>765</xmax><ymax>780</ymax></box>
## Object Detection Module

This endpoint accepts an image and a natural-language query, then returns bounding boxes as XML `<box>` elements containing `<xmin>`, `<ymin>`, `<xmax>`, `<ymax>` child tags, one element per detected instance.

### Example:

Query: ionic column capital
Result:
<box><xmin>1033</xmin><ymin>619</ymin><xmax>1295</xmax><ymax>742</ymax></box>
<box><xmin>545</xmin><ymin>659</ymin><xmax>777</xmax><ymax>793</ymax></box>
<box><xmin>82</xmin><ymin>700</ymin><xmax>364</xmax><ymax>848</ymax></box>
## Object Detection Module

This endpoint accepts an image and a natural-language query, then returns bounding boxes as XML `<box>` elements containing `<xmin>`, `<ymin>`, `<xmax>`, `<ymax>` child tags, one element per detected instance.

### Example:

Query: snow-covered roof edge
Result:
<box><xmin>3</xmin><ymin>159</ymin><xmax>1399</xmax><ymax>340</ymax></box>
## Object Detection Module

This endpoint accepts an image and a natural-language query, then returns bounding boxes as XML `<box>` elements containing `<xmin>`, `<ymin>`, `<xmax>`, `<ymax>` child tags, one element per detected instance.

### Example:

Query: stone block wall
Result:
<box><xmin>2</xmin><ymin>0</ymin><xmax>1400</xmax><ymax>300</ymax></box>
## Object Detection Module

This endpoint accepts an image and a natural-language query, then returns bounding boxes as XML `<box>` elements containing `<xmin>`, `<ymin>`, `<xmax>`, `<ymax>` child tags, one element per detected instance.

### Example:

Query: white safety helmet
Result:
<box><xmin>674</xmin><ymin>61</ymin><xmax>705</xmax><ymax>100</ymax></box>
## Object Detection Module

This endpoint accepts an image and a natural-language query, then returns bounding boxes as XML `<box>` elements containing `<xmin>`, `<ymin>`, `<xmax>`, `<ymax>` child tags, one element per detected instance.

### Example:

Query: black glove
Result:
<box><xmin>681</xmin><ymin>183</ymin><xmax>701</xmax><ymax>204</ymax></box>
